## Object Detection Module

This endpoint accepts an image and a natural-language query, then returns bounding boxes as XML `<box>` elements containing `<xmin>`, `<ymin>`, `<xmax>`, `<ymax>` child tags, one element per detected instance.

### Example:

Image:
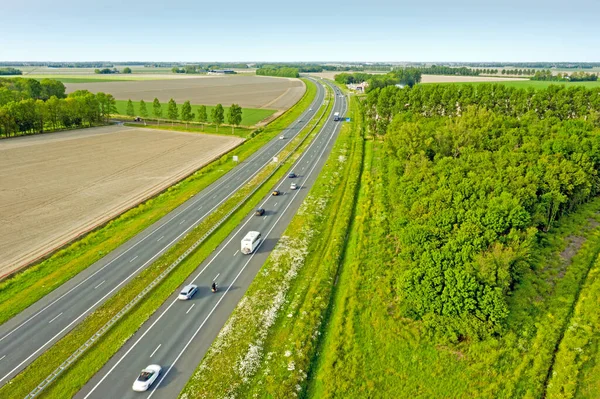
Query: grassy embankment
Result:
<box><xmin>114</xmin><ymin>100</ymin><xmax>276</xmax><ymax>127</ymax></box>
<box><xmin>0</xmin><ymin>84</ymin><xmax>331</xmax><ymax>399</ymax></box>
<box><xmin>308</xmin><ymin>137</ymin><xmax>600</xmax><ymax>397</ymax></box>
<box><xmin>179</xmin><ymin>85</ymin><xmax>363</xmax><ymax>398</ymax></box>
<box><xmin>425</xmin><ymin>80</ymin><xmax>600</xmax><ymax>89</ymax></box>
<box><xmin>0</xmin><ymin>79</ymin><xmax>316</xmax><ymax>326</ymax></box>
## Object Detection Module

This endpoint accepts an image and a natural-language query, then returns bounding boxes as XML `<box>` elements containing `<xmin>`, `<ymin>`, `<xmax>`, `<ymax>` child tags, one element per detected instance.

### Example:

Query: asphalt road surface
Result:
<box><xmin>77</xmin><ymin>83</ymin><xmax>346</xmax><ymax>399</ymax></box>
<box><xmin>0</xmin><ymin>80</ymin><xmax>326</xmax><ymax>388</ymax></box>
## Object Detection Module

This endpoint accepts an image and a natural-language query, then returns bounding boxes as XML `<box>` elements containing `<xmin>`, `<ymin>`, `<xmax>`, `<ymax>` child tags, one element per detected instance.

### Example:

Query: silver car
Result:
<box><xmin>178</xmin><ymin>284</ymin><xmax>198</xmax><ymax>300</ymax></box>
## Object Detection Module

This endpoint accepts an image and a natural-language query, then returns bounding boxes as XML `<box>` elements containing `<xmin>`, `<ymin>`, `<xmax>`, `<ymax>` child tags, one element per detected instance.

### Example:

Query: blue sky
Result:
<box><xmin>1</xmin><ymin>0</ymin><xmax>599</xmax><ymax>62</ymax></box>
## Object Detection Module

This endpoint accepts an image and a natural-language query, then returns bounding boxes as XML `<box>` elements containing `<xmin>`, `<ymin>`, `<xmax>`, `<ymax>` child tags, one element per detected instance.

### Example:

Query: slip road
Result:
<box><xmin>0</xmin><ymin>81</ymin><xmax>326</xmax><ymax>388</ymax></box>
<box><xmin>78</xmin><ymin>83</ymin><xmax>346</xmax><ymax>399</ymax></box>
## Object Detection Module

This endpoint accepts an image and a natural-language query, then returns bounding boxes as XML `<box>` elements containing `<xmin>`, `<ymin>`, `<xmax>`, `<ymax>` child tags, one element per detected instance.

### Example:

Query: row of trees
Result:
<box><xmin>335</xmin><ymin>69</ymin><xmax>423</xmax><ymax>90</ymax></box>
<box><xmin>414</xmin><ymin>65</ymin><xmax>499</xmax><ymax>76</ymax></box>
<box><xmin>363</xmin><ymin>84</ymin><xmax>600</xmax><ymax>338</ymax></box>
<box><xmin>1</xmin><ymin>77</ymin><xmax>66</xmax><ymax>104</ymax></box>
<box><xmin>125</xmin><ymin>98</ymin><xmax>243</xmax><ymax>133</ymax></box>
<box><xmin>0</xmin><ymin>67</ymin><xmax>22</xmax><ymax>75</ymax></box>
<box><xmin>0</xmin><ymin>90</ymin><xmax>116</xmax><ymax>137</ymax></box>
<box><xmin>501</xmin><ymin>68</ymin><xmax>536</xmax><ymax>75</ymax></box>
<box><xmin>532</xmin><ymin>69</ymin><xmax>598</xmax><ymax>82</ymax></box>
<box><xmin>94</xmin><ymin>68</ymin><xmax>119</xmax><ymax>74</ymax></box>
<box><xmin>256</xmin><ymin>67</ymin><xmax>299</xmax><ymax>78</ymax></box>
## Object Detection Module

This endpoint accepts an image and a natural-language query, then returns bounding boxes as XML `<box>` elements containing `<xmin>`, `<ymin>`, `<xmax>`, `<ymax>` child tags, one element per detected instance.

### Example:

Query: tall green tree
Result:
<box><xmin>181</xmin><ymin>100</ymin><xmax>194</xmax><ymax>128</ymax></box>
<box><xmin>197</xmin><ymin>105</ymin><xmax>207</xmax><ymax>129</ymax></box>
<box><xmin>126</xmin><ymin>99</ymin><xmax>134</xmax><ymax>117</ymax></box>
<box><xmin>227</xmin><ymin>103</ymin><xmax>243</xmax><ymax>134</ymax></box>
<box><xmin>211</xmin><ymin>104</ymin><xmax>224</xmax><ymax>132</ymax></box>
<box><xmin>139</xmin><ymin>100</ymin><xmax>148</xmax><ymax>119</ymax></box>
<box><xmin>122</xmin><ymin>67</ymin><xmax>132</xmax><ymax>74</ymax></box>
<box><xmin>153</xmin><ymin>98</ymin><xmax>162</xmax><ymax>125</ymax></box>
<box><xmin>167</xmin><ymin>98</ymin><xmax>178</xmax><ymax>125</ymax></box>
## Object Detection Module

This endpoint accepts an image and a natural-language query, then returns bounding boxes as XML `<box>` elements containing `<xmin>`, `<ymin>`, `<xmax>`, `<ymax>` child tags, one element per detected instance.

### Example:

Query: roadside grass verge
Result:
<box><xmin>122</xmin><ymin>122</ymin><xmax>254</xmax><ymax>138</ymax></box>
<box><xmin>114</xmin><ymin>101</ymin><xmax>276</xmax><ymax>127</ymax></box>
<box><xmin>545</xmin><ymin>243</ymin><xmax>600</xmax><ymax>398</ymax></box>
<box><xmin>0</xmin><ymin>79</ymin><xmax>316</xmax><ymax>326</ymax></box>
<box><xmin>305</xmin><ymin>134</ymin><xmax>600</xmax><ymax>397</ymax></box>
<box><xmin>0</xmin><ymin>83</ymin><xmax>329</xmax><ymax>399</ymax></box>
<box><xmin>179</xmin><ymin>88</ymin><xmax>363</xmax><ymax>398</ymax></box>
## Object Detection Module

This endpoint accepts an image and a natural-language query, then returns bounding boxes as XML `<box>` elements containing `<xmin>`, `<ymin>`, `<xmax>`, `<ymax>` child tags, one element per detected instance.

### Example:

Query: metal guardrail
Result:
<box><xmin>23</xmin><ymin>84</ymin><xmax>333</xmax><ymax>399</ymax></box>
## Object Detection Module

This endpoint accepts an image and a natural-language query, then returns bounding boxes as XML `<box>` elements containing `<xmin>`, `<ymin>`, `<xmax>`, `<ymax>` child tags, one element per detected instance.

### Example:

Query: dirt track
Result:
<box><xmin>0</xmin><ymin>126</ymin><xmax>243</xmax><ymax>276</ymax></box>
<box><xmin>65</xmin><ymin>75</ymin><xmax>305</xmax><ymax>110</ymax></box>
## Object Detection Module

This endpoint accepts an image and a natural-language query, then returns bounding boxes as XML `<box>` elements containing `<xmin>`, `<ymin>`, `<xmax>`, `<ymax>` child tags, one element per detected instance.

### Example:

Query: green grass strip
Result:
<box><xmin>0</xmin><ymin>83</ymin><xmax>328</xmax><ymax>399</ymax></box>
<box><xmin>0</xmin><ymin>79</ymin><xmax>316</xmax><ymax>326</ymax></box>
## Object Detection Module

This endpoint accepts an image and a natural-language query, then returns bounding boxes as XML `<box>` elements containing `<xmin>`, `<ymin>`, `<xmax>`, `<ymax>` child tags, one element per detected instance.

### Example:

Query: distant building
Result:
<box><xmin>347</xmin><ymin>81</ymin><xmax>369</xmax><ymax>92</ymax></box>
<box><xmin>208</xmin><ymin>69</ymin><xmax>235</xmax><ymax>75</ymax></box>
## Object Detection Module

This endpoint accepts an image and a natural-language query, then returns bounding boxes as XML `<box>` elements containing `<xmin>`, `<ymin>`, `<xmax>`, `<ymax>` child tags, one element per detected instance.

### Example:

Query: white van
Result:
<box><xmin>241</xmin><ymin>231</ymin><xmax>262</xmax><ymax>254</ymax></box>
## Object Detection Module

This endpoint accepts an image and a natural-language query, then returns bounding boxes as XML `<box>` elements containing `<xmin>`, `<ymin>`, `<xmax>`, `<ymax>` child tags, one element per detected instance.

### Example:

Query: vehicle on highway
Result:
<box><xmin>272</xmin><ymin>190</ymin><xmax>281</xmax><ymax>196</ymax></box>
<box><xmin>241</xmin><ymin>231</ymin><xmax>262</xmax><ymax>254</ymax></box>
<box><xmin>132</xmin><ymin>364</ymin><xmax>161</xmax><ymax>392</ymax></box>
<box><xmin>290</xmin><ymin>182</ymin><xmax>298</xmax><ymax>190</ymax></box>
<box><xmin>288</xmin><ymin>172</ymin><xmax>296</xmax><ymax>178</ymax></box>
<box><xmin>255</xmin><ymin>208</ymin><xmax>265</xmax><ymax>216</ymax></box>
<box><xmin>133</xmin><ymin>116</ymin><xmax>142</xmax><ymax>122</ymax></box>
<box><xmin>279</xmin><ymin>135</ymin><xmax>285</xmax><ymax>139</ymax></box>
<box><xmin>178</xmin><ymin>284</ymin><xmax>198</xmax><ymax>300</ymax></box>
<box><xmin>333</xmin><ymin>112</ymin><xmax>340</xmax><ymax>121</ymax></box>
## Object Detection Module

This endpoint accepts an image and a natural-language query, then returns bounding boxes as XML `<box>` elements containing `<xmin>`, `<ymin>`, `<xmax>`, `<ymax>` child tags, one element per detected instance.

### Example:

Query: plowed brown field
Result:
<box><xmin>0</xmin><ymin>126</ymin><xmax>243</xmax><ymax>276</ymax></box>
<box><xmin>65</xmin><ymin>75</ymin><xmax>305</xmax><ymax>110</ymax></box>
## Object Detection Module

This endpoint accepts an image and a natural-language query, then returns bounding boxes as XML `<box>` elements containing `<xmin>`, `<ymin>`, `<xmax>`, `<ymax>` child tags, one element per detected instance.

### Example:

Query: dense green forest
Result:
<box><xmin>256</xmin><ymin>67</ymin><xmax>300</xmax><ymax>78</ymax></box>
<box><xmin>335</xmin><ymin>69</ymin><xmax>423</xmax><ymax>89</ymax></box>
<box><xmin>0</xmin><ymin>67</ymin><xmax>23</xmax><ymax>75</ymax></box>
<box><xmin>362</xmin><ymin>83</ymin><xmax>600</xmax><ymax>338</ymax></box>
<box><xmin>0</xmin><ymin>77</ymin><xmax>116</xmax><ymax>137</ymax></box>
<box><xmin>532</xmin><ymin>69</ymin><xmax>598</xmax><ymax>82</ymax></box>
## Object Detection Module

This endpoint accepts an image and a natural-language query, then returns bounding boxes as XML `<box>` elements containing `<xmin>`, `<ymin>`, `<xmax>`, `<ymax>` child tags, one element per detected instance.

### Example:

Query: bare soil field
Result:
<box><xmin>0</xmin><ymin>126</ymin><xmax>243</xmax><ymax>276</ymax></box>
<box><xmin>420</xmin><ymin>74</ymin><xmax>528</xmax><ymax>83</ymax></box>
<box><xmin>65</xmin><ymin>75</ymin><xmax>305</xmax><ymax>110</ymax></box>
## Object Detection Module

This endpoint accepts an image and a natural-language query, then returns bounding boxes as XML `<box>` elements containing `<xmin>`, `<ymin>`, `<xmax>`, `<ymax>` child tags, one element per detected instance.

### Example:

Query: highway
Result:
<box><xmin>77</xmin><ymin>83</ymin><xmax>346</xmax><ymax>399</ymax></box>
<box><xmin>0</xmin><ymin>80</ymin><xmax>326</xmax><ymax>388</ymax></box>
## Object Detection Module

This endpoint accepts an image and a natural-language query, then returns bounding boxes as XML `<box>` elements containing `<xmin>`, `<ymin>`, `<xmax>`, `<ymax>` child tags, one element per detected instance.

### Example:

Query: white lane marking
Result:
<box><xmin>0</xmin><ymin>356</ymin><xmax>5</xmax><ymax>362</ymax></box>
<box><xmin>0</xmin><ymin>87</ymin><xmax>326</xmax><ymax>350</ymax></box>
<box><xmin>82</xmin><ymin>84</ymin><xmax>331</xmax><ymax>399</ymax></box>
<box><xmin>197</xmin><ymin>206</ymin><xmax>202</xmax><ymax>211</ymax></box>
<box><xmin>274</xmin><ymin>203</ymin><xmax>278</xmax><ymax>207</ymax></box>
<box><xmin>157</xmin><ymin>236</ymin><xmax>164</xmax><ymax>242</ymax></box>
<box><xmin>186</xmin><ymin>304</ymin><xmax>195</xmax><ymax>315</ymax></box>
<box><xmin>130</xmin><ymin>256</ymin><xmax>138</xmax><ymax>263</ymax></box>
<box><xmin>0</xmin><ymin>84</ymin><xmax>328</xmax><ymax>388</ymax></box>
<box><xmin>48</xmin><ymin>313</ymin><xmax>63</xmax><ymax>324</ymax></box>
<box><xmin>150</xmin><ymin>344</ymin><xmax>161</xmax><ymax>358</ymax></box>
<box><xmin>233</xmin><ymin>250</ymin><xmax>239</xmax><ymax>256</ymax></box>
<box><xmin>180</xmin><ymin>219</ymin><xmax>186</xmax><ymax>225</ymax></box>
<box><xmin>94</xmin><ymin>281</ymin><xmax>105</xmax><ymax>290</ymax></box>
<box><xmin>214</xmin><ymin>273</ymin><xmax>220</xmax><ymax>281</ymax></box>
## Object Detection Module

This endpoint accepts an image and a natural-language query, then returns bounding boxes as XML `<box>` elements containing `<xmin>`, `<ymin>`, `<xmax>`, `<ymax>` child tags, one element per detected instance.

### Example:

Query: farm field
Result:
<box><xmin>65</xmin><ymin>75</ymin><xmax>306</xmax><ymax>110</ymax></box>
<box><xmin>420</xmin><ymin>74</ymin><xmax>528</xmax><ymax>83</ymax></box>
<box><xmin>114</xmin><ymin>100</ymin><xmax>276</xmax><ymax>126</ymax></box>
<box><xmin>0</xmin><ymin>125</ymin><xmax>243</xmax><ymax>277</ymax></box>
<box><xmin>426</xmin><ymin>79</ymin><xmax>600</xmax><ymax>89</ymax></box>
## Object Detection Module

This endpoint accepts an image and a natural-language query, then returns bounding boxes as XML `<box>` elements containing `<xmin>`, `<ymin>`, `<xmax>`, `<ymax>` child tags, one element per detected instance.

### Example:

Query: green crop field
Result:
<box><xmin>114</xmin><ymin>100</ymin><xmax>276</xmax><ymax>126</ymax></box>
<box><xmin>424</xmin><ymin>79</ymin><xmax>600</xmax><ymax>89</ymax></box>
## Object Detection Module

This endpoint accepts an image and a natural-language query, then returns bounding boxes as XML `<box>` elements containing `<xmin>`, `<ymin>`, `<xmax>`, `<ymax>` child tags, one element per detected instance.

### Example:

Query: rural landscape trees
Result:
<box><xmin>212</xmin><ymin>104</ymin><xmax>224</xmax><ymax>132</ymax></box>
<box><xmin>197</xmin><ymin>105</ymin><xmax>207</xmax><ymax>128</ymax></box>
<box><xmin>152</xmin><ymin>98</ymin><xmax>162</xmax><ymax>125</ymax></box>
<box><xmin>167</xmin><ymin>98</ymin><xmax>178</xmax><ymax>124</ymax></box>
<box><xmin>228</xmin><ymin>103</ymin><xmax>242</xmax><ymax>133</ymax></box>
<box><xmin>0</xmin><ymin>77</ymin><xmax>117</xmax><ymax>137</ymax></box>
<box><xmin>181</xmin><ymin>100</ymin><xmax>194</xmax><ymax>127</ymax></box>
<box><xmin>126</xmin><ymin>99</ymin><xmax>134</xmax><ymax>117</ymax></box>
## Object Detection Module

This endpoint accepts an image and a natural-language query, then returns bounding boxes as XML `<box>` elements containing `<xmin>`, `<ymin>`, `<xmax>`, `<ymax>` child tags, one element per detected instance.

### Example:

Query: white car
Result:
<box><xmin>132</xmin><ymin>364</ymin><xmax>161</xmax><ymax>392</ymax></box>
<box><xmin>279</xmin><ymin>135</ymin><xmax>285</xmax><ymax>140</ymax></box>
<box><xmin>178</xmin><ymin>284</ymin><xmax>198</xmax><ymax>300</ymax></box>
<box><xmin>290</xmin><ymin>182</ymin><xmax>298</xmax><ymax>190</ymax></box>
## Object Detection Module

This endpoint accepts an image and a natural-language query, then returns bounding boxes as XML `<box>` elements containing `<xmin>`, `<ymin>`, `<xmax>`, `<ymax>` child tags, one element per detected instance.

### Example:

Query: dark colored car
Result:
<box><xmin>288</xmin><ymin>172</ymin><xmax>296</xmax><ymax>178</ymax></box>
<box><xmin>133</xmin><ymin>116</ymin><xmax>142</xmax><ymax>122</ymax></box>
<box><xmin>255</xmin><ymin>208</ymin><xmax>265</xmax><ymax>216</ymax></box>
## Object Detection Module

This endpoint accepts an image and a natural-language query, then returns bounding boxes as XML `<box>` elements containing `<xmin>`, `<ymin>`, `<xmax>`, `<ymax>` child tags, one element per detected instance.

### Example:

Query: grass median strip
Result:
<box><xmin>178</xmin><ymin>84</ymin><xmax>363</xmax><ymax>398</ymax></box>
<box><xmin>0</xmin><ymin>79</ymin><xmax>316</xmax><ymax>326</ymax></box>
<box><xmin>0</xmin><ymin>84</ymin><xmax>332</xmax><ymax>399</ymax></box>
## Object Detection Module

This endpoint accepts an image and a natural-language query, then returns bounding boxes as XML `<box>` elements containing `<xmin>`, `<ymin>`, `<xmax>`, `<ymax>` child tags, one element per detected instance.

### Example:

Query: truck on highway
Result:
<box><xmin>241</xmin><ymin>231</ymin><xmax>262</xmax><ymax>254</ymax></box>
<box><xmin>333</xmin><ymin>112</ymin><xmax>340</xmax><ymax>121</ymax></box>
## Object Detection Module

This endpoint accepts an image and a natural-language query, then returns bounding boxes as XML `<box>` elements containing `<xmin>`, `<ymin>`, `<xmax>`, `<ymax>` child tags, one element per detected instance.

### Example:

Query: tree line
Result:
<box><xmin>414</xmin><ymin>65</ymin><xmax>499</xmax><ymax>76</ymax></box>
<box><xmin>531</xmin><ymin>69</ymin><xmax>598</xmax><ymax>82</ymax></box>
<box><xmin>0</xmin><ymin>67</ymin><xmax>23</xmax><ymax>75</ymax></box>
<box><xmin>501</xmin><ymin>68</ymin><xmax>536</xmax><ymax>75</ymax></box>
<box><xmin>362</xmin><ymin>83</ymin><xmax>600</xmax><ymax>339</ymax></box>
<box><xmin>125</xmin><ymin>98</ymin><xmax>243</xmax><ymax>133</ymax></box>
<box><xmin>256</xmin><ymin>67</ymin><xmax>299</xmax><ymax>78</ymax></box>
<box><xmin>335</xmin><ymin>68</ymin><xmax>423</xmax><ymax>90</ymax></box>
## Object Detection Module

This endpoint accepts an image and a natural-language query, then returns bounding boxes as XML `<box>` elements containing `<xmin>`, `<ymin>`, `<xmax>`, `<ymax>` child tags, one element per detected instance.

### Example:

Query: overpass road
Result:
<box><xmin>77</xmin><ymin>83</ymin><xmax>346</xmax><ymax>399</ymax></box>
<box><xmin>0</xmin><ymin>80</ymin><xmax>326</xmax><ymax>388</ymax></box>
